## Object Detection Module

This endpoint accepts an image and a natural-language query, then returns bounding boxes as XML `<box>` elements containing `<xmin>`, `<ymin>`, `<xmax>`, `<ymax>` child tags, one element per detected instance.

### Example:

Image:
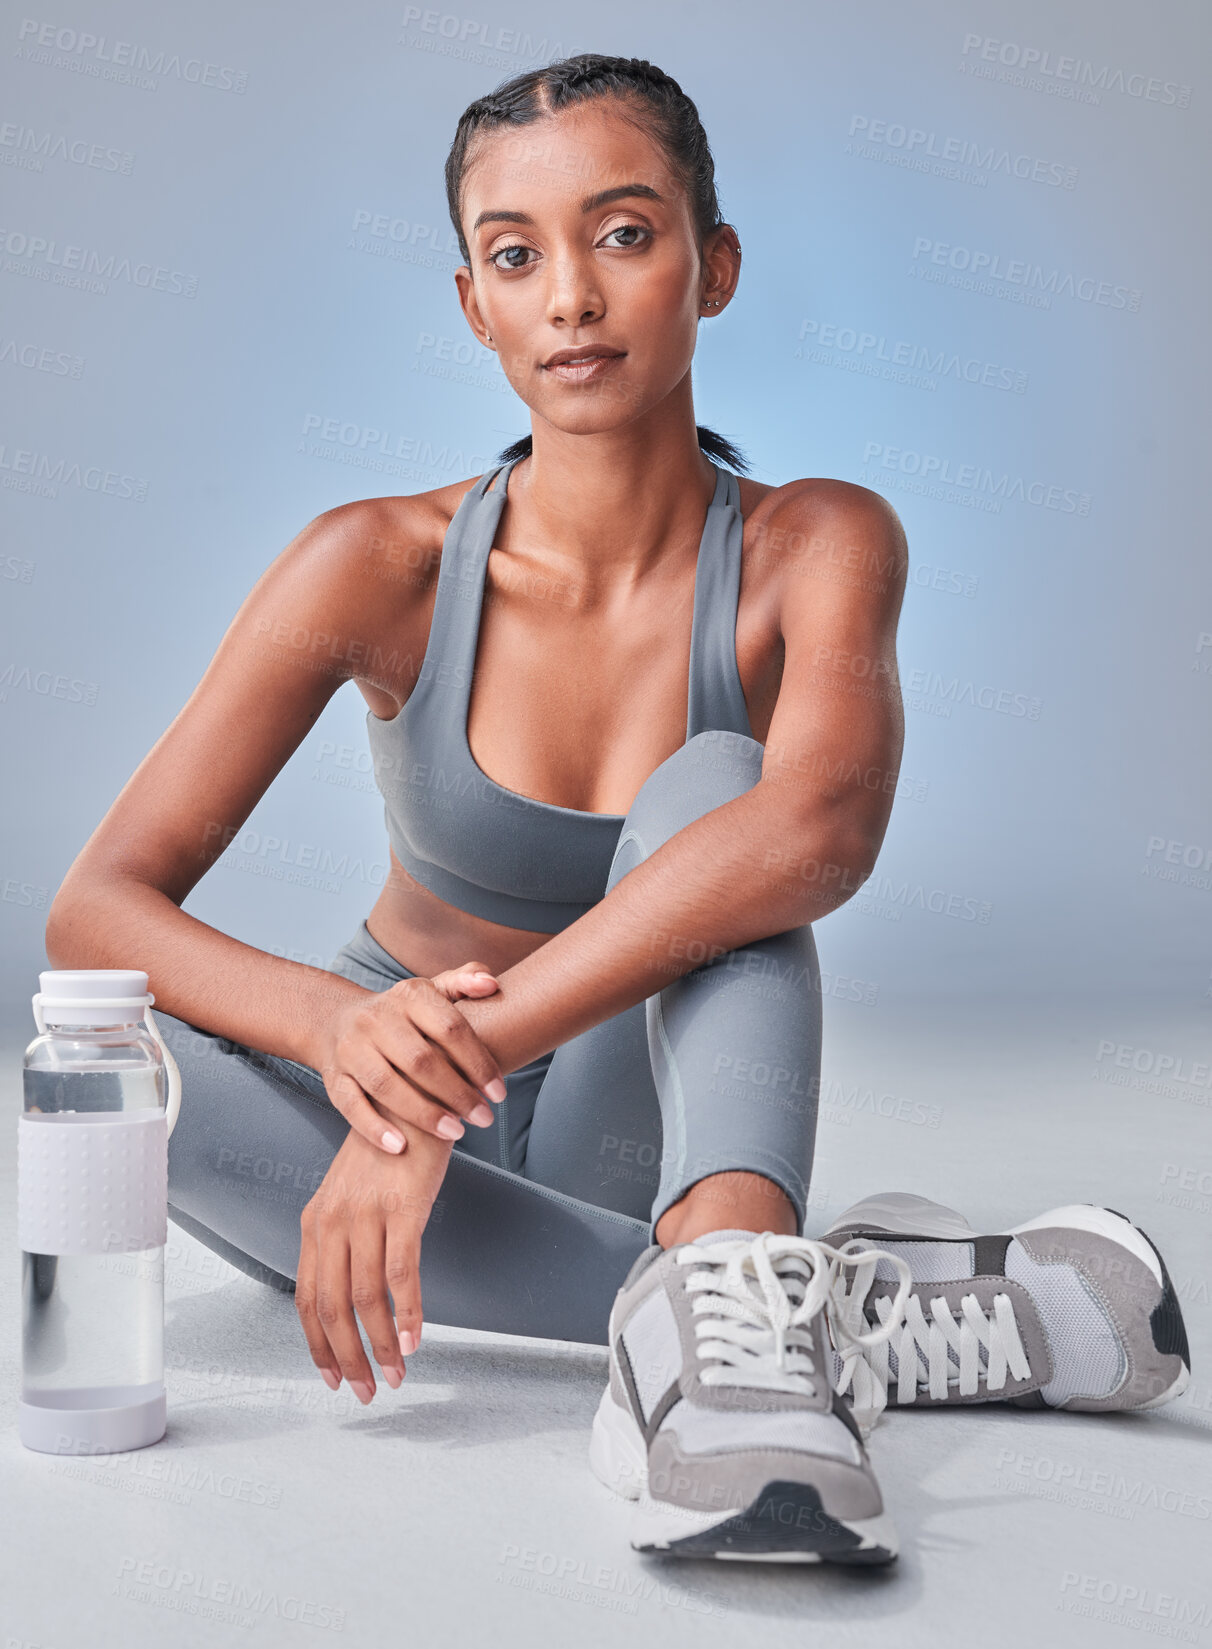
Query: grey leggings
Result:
<box><xmin>163</xmin><ymin>730</ymin><xmax>822</xmax><ymax>1345</ymax></box>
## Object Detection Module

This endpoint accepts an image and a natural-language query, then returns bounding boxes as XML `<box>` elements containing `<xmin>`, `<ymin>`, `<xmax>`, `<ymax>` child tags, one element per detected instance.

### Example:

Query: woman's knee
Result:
<box><xmin>645</xmin><ymin>730</ymin><xmax>763</xmax><ymax>810</ymax></box>
<box><xmin>608</xmin><ymin>730</ymin><xmax>764</xmax><ymax>882</ymax></box>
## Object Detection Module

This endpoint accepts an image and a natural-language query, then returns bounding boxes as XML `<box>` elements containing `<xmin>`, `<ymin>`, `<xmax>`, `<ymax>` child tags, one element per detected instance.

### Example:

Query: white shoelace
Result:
<box><xmin>675</xmin><ymin>1232</ymin><xmax>912</xmax><ymax>1436</ymax></box>
<box><xmin>829</xmin><ymin>1252</ymin><xmax>1033</xmax><ymax>1424</ymax></box>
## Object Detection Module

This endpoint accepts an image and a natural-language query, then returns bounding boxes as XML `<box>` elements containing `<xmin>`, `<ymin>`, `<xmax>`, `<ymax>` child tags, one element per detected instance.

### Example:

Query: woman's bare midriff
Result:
<box><xmin>365</xmin><ymin>854</ymin><xmax>559</xmax><ymax>980</ymax></box>
<box><xmin>357</xmin><ymin>465</ymin><xmax>789</xmax><ymax>983</ymax></box>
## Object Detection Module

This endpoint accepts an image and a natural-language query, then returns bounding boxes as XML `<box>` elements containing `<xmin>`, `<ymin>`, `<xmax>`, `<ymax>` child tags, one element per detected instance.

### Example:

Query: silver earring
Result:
<box><xmin>486</xmin><ymin>333</ymin><xmax>492</xmax><ymax>341</ymax></box>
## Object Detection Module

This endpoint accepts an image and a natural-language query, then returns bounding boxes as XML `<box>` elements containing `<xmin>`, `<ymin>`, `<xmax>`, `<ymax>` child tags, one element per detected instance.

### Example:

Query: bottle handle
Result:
<box><xmin>142</xmin><ymin>1005</ymin><xmax>182</xmax><ymax>1138</ymax></box>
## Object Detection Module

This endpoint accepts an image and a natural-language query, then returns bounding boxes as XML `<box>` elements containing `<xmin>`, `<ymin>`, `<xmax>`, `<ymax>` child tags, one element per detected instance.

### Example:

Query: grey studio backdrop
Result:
<box><xmin>3</xmin><ymin>3</ymin><xmax>1210</xmax><ymax>1017</ymax></box>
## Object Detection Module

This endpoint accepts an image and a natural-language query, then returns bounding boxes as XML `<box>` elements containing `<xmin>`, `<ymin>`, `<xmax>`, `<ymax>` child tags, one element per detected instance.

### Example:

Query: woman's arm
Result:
<box><xmin>455</xmin><ymin>482</ymin><xmax>909</xmax><ymax>1073</ymax></box>
<box><xmin>45</xmin><ymin>497</ymin><xmax>412</xmax><ymax>1065</ymax></box>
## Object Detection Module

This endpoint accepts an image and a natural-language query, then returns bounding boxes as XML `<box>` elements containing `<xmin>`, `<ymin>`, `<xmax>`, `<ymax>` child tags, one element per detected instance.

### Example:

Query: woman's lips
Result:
<box><xmin>543</xmin><ymin>353</ymin><xmax>625</xmax><ymax>383</ymax></box>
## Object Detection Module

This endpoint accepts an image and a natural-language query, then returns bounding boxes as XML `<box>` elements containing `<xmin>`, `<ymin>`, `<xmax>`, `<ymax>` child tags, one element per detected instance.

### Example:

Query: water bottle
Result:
<box><xmin>19</xmin><ymin>968</ymin><xmax>182</xmax><ymax>1454</ymax></box>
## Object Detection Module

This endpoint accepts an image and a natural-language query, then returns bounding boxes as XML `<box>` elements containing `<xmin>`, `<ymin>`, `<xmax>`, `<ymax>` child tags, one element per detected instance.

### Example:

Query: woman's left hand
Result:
<box><xmin>429</xmin><ymin>960</ymin><xmax>502</xmax><ymax>1005</ymax></box>
<box><xmin>295</xmin><ymin>1118</ymin><xmax>453</xmax><ymax>1402</ymax></box>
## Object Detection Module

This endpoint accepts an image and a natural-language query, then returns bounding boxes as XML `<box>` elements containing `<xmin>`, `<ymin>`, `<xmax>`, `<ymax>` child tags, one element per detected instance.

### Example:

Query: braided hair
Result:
<box><xmin>444</xmin><ymin>53</ymin><xmax>749</xmax><ymax>474</ymax></box>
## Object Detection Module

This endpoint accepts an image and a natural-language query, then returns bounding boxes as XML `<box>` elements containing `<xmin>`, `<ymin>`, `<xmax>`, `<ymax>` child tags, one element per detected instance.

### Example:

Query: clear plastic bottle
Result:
<box><xmin>19</xmin><ymin>968</ymin><xmax>179</xmax><ymax>1454</ymax></box>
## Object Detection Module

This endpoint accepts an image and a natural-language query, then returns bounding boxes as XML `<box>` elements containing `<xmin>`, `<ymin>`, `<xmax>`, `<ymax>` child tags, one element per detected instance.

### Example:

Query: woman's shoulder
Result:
<box><xmin>245</xmin><ymin>469</ymin><xmax>491</xmax><ymax>658</ymax></box>
<box><xmin>740</xmin><ymin>471</ymin><xmax>906</xmax><ymax>559</ymax></box>
<box><xmin>248</xmin><ymin>471</ymin><xmax>493</xmax><ymax>717</ymax></box>
<box><xmin>741</xmin><ymin>470</ymin><xmax>904</xmax><ymax>527</ymax></box>
<box><xmin>307</xmin><ymin>469</ymin><xmax>488</xmax><ymax>577</ymax></box>
<box><xmin>736</xmin><ymin>473</ymin><xmax>908</xmax><ymax>615</ymax></box>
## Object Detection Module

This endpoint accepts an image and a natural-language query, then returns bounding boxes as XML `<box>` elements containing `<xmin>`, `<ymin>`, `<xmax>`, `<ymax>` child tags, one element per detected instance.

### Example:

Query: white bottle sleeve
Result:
<box><xmin>18</xmin><ymin>1110</ymin><xmax>167</xmax><ymax>1256</ymax></box>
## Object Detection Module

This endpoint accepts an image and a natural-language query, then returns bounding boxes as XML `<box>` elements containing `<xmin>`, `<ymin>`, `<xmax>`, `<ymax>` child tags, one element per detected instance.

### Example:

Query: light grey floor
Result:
<box><xmin>3</xmin><ymin>990</ymin><xmax>1210</xmax><ymax>1648</ymax></box>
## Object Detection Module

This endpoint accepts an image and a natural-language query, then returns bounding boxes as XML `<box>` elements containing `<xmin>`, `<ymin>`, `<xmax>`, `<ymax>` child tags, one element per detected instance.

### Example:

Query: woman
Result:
<box><xmin>47</xmin><ymin>55</ymin><xmax>1189</xmax><ymax>1564</ymax></box>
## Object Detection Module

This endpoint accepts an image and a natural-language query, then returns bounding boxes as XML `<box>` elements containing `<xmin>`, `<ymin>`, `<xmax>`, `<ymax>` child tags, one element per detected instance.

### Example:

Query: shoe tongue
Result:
<box><xmin>692</xmin><ymin>1228</ymin><xmax>761</xmax><ymax>1249</ymax></box>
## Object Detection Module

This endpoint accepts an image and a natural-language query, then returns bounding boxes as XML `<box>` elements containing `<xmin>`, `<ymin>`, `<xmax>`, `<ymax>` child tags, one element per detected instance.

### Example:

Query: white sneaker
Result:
<box><xmin>824</xmin><ymin>1192</ymin><xmax>1192</xmax><ymax>1421</ymax></box>
<box><xmin>589</xmin><ymin>1228</ymin><xmax>910</xmax><ymax>1563</ymax></box>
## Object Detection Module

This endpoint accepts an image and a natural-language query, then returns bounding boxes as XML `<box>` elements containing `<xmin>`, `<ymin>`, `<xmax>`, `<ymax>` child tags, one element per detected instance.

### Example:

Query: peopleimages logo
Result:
<box><xmin>15</xmin><ymin>19</ymin><xmax>249</xmax><ymax>93</ymax></box>
<box><xmin>298</xmin><ymin>413</ymin><xmax>492</xmax><ymax>479</ymax></box>
<box><xmin>1095</xmin><ymin>1039</ymin><xmax>1212</xmax><ymax>1089</ymax></box>
<box><xmin>960</xmin><ymin>35</ymin><xmax>1191</xmax><ymax>108</ymax></box>
<box><xmin>861</xmin><ymin>442</ymin><xmax>1090</xmax><ymax>515</ymax></box>
<box><xmin>848</xmin><ymin>114</ymin><xmax>1077</xmax><ymax>188</ymax></box>
<box><xmin>0</xmin><ymin>121</ymin><xmax>134</xmax><ymax>174</ymax></box>
<box><xmin>1142</xmin><ymin>835</ymin><xmax>1212</xmax><ymax>894</ymax></box>
<box><xmin>0</xmin><ymin>662</ymin><xmax>99</xmax><ymax>705</ymax></box>
<box><xmin>795</xmin><ymin>318</ymin><xmax>1027</xmax><ymax>394</ymax></box>
<box><xmin>398</xmin><ymin>7</ymin><xmax>568</xmax><ymax>62</ymax></box>
<box><xmin>205</xmin><ymin>823</ymin><xmax>388</xmax><ymax>890</ymax></box>
<box><xmin>0</xmin><ymin>226</ymin><xmax>197</xmax><ymax>297</ymax></box>
<box><xmin>0</xmin><ymin>444</ymin><xmax>147</xmax><ymax>500</ymax></box>
<box><xmin>997</xmin><ymin>1450</ymin><xmax>1212</xmax><ymax>1519</ymax></box>
<box><xmin>1058</xmin><ymin>1572</ymin><xmax>1210</xmax><ymax>1638</ymax></box>
<box><xmin>113</xmin><ymin>1556</ymin><xmax>344</xmax><ymax>1629</ymax></box>
<box><xmin>0</xmin><ymin>336</ymin><xmax>85</xmax><ymax>377</ymax></box>
<box><xmin>911</xmin><ymin>237</ymin><xmax>1141</xmax><ymax>311</ymax></box>
<box><xmin>903</xmin><ymin>666</ymin><xmax>1042</xmax><ymax>722</ymax></box>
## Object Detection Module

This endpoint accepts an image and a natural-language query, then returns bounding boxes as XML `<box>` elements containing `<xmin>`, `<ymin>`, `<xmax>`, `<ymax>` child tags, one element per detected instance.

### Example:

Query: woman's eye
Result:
<box><xmin>488</xmin><ymin>243</ymin><xmax>536</xmax><ymax>271</ymax></box>
<box><xmin>604</xmin><ymin>223</ymin><xmax>650</xmax><ymax>249</ymax></box>
<box><xmin>488</xmin><ymin>224</ymin><xmax>651</xmax><ymax>270</ymax></box>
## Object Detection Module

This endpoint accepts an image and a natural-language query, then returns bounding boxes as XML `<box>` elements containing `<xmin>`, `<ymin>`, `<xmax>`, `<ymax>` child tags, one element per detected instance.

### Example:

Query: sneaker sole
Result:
<box><xmin>589</xmin><ymin>1387</ymin><xmax>898</xmax><ymax>1564</ymax></box>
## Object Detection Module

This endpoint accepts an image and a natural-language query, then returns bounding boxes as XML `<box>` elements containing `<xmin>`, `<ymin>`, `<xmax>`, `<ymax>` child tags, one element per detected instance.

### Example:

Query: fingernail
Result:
<box><xmin>398</xmin><ymin>1328</ymin><xmax>418</xmax><ymax>1356</ymax></box>
<box><xmin>436</xmin><ymin>1115</ymin><xmax>464</xmax><ymax>1140</ymax></box>
<box><xmin>383</xmin><ymin>1365</ymin><xmax>403</xmax><ymax>1389</ymax></box>
<box><xmin>473</xmin><ymin>971</ymin><xmax>496</xmax><ymax>982</ymax></box>
<box><xmin>382</xmin><ymin>1130</ymin><xmax>405</xmax><ymax>1152</ymax></box>
<box><xmin>320</xmin><ymin>1368</ymin><xmax>340</xmax><ymax>1390</ymax></box>
<box><xmin>483</xmin><ymin>1077</ymin><xmax>507</xmax><ymax>1102</ymax></box>
<box><xmin>471</xmin><ymin>1102</ymin><xmax>493</xmax><ymax>1126</ymax></box>
<box><xmin>350</xmin><ymin>1379</ymin><xmax>374</xmax><ymax>1405</ymax></box>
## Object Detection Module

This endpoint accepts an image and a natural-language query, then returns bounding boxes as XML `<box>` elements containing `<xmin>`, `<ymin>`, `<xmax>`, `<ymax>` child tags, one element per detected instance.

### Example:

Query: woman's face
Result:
<box><xmin>455</xmin><ymin>99</ymin><xmax>732</xmax><ymax>439</ymax></box>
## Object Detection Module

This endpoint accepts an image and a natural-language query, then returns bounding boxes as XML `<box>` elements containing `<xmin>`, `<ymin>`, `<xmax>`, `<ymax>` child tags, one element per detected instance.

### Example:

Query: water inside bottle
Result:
<box><xmin>24</xmin><ymin>1059</ymin><xmax>162</xmax><ymax>1117</ymax></box>
<box><xmin>22</xmin><ymin>1062</ymin><xmax>164</xmax><ymax>1397</ymax></box>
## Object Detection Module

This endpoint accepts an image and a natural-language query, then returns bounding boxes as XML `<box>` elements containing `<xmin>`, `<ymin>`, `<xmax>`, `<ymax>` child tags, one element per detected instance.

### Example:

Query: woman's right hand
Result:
<box><xmin>297</xmin><ymin>1116</ymin><xmax>452</xmax><ymax>1400</ymax></box>
<box><xmin>315</xmin><ymin>962</ymin><xmax>506</xmax><ymax>1153</ymax></box>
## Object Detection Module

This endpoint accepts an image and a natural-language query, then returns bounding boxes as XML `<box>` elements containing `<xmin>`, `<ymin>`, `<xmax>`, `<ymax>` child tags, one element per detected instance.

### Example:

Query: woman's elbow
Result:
<box><xmin>44</xmin><ymin>866</ymin><xmax>119</xmax><ymax>968</ymax></box>
<box><xmin>45</xmin><ymin>881</ymin><xmax>91</xmax><ymax>968</ymax></box>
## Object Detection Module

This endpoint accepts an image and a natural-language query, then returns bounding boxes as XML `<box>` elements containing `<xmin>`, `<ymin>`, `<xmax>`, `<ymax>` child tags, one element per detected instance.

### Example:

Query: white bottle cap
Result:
<box><xmin>34</xmin><ymin>969</ymin><xmax>154</xmax><ymax>1029</ymax></box>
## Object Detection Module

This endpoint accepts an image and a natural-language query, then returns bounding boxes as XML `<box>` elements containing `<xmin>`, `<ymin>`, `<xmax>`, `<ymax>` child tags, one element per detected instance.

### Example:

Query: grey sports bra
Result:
<box><xmin>365</xmin><ymin>453</ymin><xmax>755</xmax><ymax>934</ymax></box>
